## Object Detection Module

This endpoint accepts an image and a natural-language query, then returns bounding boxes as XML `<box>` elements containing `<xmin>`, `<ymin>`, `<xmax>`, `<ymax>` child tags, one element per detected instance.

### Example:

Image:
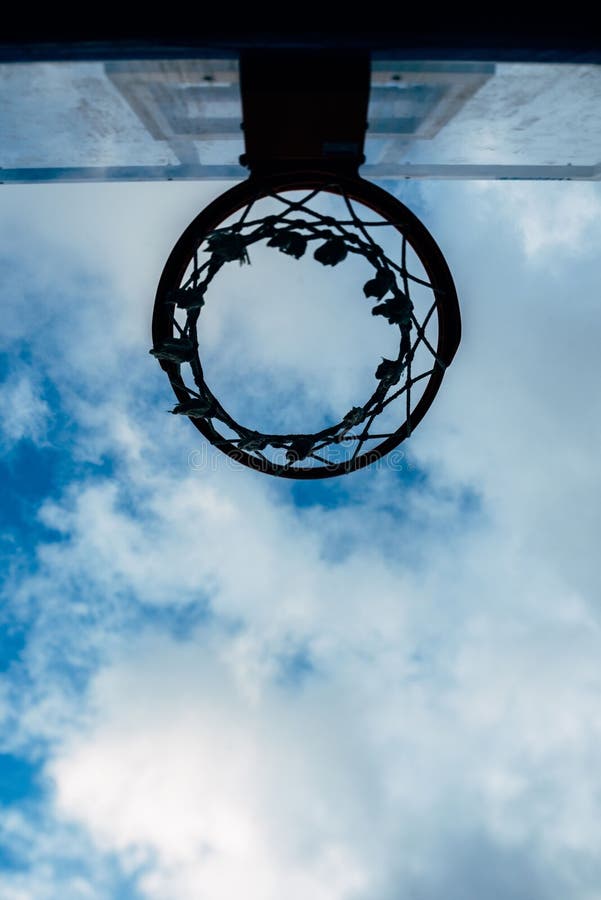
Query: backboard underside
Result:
<box><xmin>2</xmin><ymin>56</ymin><xmax>601</xmax><ymax>183</ymax></box>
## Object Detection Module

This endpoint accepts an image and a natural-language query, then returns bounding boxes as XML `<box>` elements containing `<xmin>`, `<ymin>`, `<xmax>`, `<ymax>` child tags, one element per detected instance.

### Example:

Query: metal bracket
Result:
<box><xmin>238</xmin><ymin>49</ymin><xmax>371</xmax><ymax>177</ymax></box>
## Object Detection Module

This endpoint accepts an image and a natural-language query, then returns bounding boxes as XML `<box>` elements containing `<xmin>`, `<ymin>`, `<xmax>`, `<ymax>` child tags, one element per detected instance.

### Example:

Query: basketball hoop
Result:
<box><xmin>150</xmin><ymin>52</ymin><xmax>461</xmax><ymax>478</ymax></box>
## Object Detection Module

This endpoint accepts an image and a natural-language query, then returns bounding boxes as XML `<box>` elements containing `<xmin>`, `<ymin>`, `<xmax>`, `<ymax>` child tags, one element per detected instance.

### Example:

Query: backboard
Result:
<box><xmin>2</xmin><ymin>53</ymin><xmax>601</xmax><ymax>184</ymax></box>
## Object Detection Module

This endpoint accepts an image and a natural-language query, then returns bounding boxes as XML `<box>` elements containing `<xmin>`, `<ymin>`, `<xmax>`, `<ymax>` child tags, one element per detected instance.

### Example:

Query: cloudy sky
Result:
<box><xmin>1</xmin><ymin>170</ymin><xmax>601</xmax><ymax>900</ymax></box>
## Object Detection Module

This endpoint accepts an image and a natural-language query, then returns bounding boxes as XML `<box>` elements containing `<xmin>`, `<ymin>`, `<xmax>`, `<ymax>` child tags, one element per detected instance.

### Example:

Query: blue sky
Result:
<box><xmin>1</xmin><ymin>174</ymin><xmax>601</xmax><ymax>900</ymax></box>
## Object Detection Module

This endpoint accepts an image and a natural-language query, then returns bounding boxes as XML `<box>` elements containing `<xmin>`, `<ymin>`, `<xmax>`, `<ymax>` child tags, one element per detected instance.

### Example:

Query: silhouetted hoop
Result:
<box><xmin>152</xmin><ymin>171</ymin><xmax>461</xmax><ymax>479</ymax></box>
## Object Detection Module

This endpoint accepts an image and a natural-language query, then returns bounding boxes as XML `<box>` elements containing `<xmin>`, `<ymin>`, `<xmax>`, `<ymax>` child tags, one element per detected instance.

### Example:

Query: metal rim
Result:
<box><xmin>152</xmin><ymin>170</ymin><xmax>461</xmax><ymax>479</ymax></box>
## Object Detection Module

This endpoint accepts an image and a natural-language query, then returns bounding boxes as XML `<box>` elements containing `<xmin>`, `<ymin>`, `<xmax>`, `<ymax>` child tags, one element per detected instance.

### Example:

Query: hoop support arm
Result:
<box><xmin>239</xmin><ymin>49</ymin><xmax>371</xmax><ymax>177</ymax></box>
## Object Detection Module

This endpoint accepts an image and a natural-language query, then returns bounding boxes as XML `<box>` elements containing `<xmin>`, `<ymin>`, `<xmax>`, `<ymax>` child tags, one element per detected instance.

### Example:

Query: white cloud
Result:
<box><xmin>492</xmin><ymin>181</ymin><xmax>601</xmax><ymax>259</ymax></box>
<box><xmin>49</xmin><ymin>633</ymin><xmax>374</xmax><ymax>900</ymax></box>
<box><xmin>43</xmin><ymin>563</ymin><xmax>601</xmax><ymax>900</ymax></box>
<box><xmin>411</xmin><ymin>180</ymin><xmax>601</xmax><ymax>593</ymax></box>
<box><xmin>0</xmin><ymin>370</ymin><xmax>50</xmax><ymax>447</ymax></box>
<box><xmin>14</xmin><ymin>428</ymin><xmax>600</xmax><ymax>899</ymax></box>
